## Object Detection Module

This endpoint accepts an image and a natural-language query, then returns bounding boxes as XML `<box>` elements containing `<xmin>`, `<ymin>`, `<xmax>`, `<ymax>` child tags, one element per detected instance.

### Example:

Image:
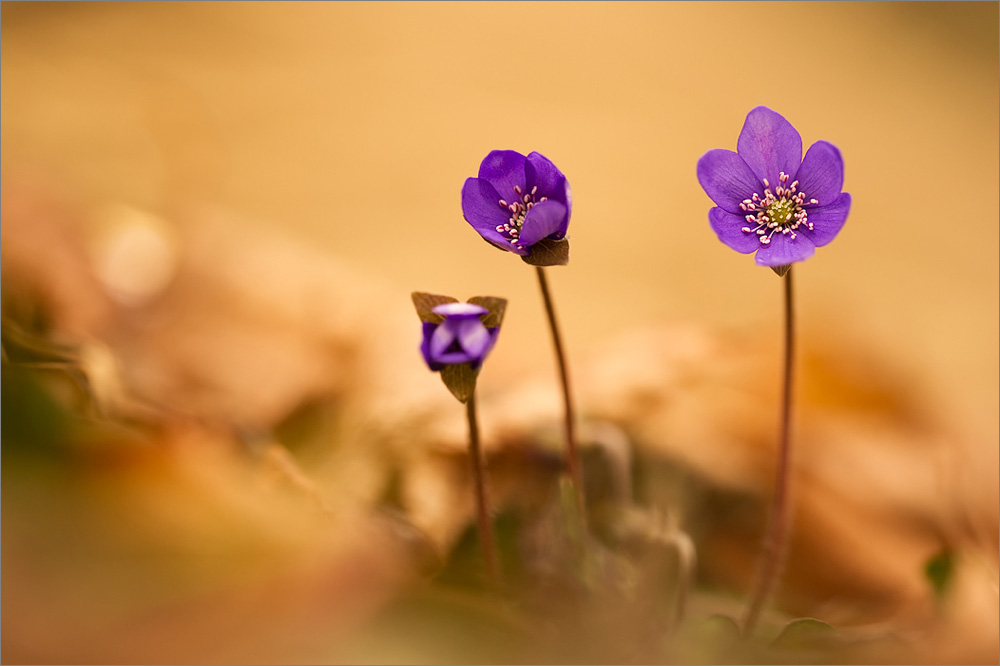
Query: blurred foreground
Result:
<box><xmin>2</xmin><ymin>178</ymin><xmax>997</xmax><ymax>664</ymax></box>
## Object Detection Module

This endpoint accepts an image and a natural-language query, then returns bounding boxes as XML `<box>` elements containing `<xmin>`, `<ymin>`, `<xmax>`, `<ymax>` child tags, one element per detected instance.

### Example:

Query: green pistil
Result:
<box><xmin>768</xmin><ymin>199</ymin><xmax>797</xmax><ymax>227</ymax></box>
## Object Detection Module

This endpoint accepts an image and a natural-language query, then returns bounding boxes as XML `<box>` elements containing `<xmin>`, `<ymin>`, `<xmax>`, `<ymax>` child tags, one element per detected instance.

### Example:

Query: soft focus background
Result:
<box><xmin>2</xmin><ymin>2</ymin><xmax>997</xmax><ymax>664</ymax></box>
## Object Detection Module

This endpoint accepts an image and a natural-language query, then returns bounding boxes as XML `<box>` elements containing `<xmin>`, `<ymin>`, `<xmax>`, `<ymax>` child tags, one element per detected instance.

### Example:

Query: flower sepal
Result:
<box><xmin>466</xmin><ymin>295</ymin><xmax>508</xmax><ymax>328</ymax></box>
<box><xmin>520</xmin><ymin>237</ymin><xmax>570</xmax><ymax>267</ymax></box>
<box><xmin>440</xmin><ymin>363</ymin><xmax>479</xmax><ymax>403</ymax></box>
<box><xmin>412</xmin><ymin>292</ymin><xmax>460</xmax><ymax>324</ymax></box>
<box><xmin>770</xmin><ymin>264</ymin><xmax>791</xmax><ymax>277</ymax></box>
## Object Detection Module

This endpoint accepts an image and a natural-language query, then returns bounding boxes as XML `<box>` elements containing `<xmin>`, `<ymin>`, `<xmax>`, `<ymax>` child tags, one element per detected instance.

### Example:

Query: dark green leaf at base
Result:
<box><xmin>521</xmin><ymin>238</ymin><xmax>570</xmax><ymax>267</ymax></box>
<box><xmin>412</xmin><ymin>292</ymin><xmax>459</xmax><ymax>324</ymax></box>
<box><xmin>440</xmin><ymin>363</ymin><xmax>479</xmax><ymax>403</ymax></box>
<box><xmin>466</xmin><ymin>296</ymin><xmax>508</xmax><ymax>329</ymax></box>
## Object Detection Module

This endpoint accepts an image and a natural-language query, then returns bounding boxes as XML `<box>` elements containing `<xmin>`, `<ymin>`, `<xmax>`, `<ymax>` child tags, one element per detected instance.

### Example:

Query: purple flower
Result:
<box><xmin>697</xmin><ymin>106</ymin><xmax>852</xmax><ymax>268</ymax></box>
<box><xmin>420</xmin><ymin>302</ymin><xmax>499</xmax><ymax>372</ymax></box>
<box><xmin>462</xmin><ymin>150</ymin><xmax>572</xmax><ymax>257</ymax></box>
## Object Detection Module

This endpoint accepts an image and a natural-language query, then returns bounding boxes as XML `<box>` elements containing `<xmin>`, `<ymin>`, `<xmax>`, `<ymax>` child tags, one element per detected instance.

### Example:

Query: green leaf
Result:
<box><xmin>466</xmin><ymin>296</ymin><xmax>508</xmax><ymax>329</ymax></box>
<box><xmin>925</xmin><ymin>548</ymin><xmax>954</xmax><ymax>600</ymax></box>
<box><xmin>521</xmin><ymin>238</ymin><xmax>569</xmax><ymax>267</ymax></box>
<box><xmin>440</xmin><ymin>363</ymin><xmax>479</xmax><ymax>403</ymax></box>
<box><xmin>771</xmin><ymin>617</ymin><xmax>838</xmax><ymax>649</ymax></box>
<box><xmin>411</xmin><ymin>292</ymin><xmax>459</xmax><ymax>324</ymax></box>
<box><xmin>770</xmin><ymin>264</ymin><xmax>791</xmax><ymax>277</ymax></box>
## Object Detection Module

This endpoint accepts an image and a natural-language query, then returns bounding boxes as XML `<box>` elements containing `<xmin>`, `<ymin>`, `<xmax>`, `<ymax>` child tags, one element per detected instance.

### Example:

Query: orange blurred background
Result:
<box><xmin>2</xmin><ymin>1</ymin><xmax>997</xmax><ymax>662</ymax></box>
<box><xmin>3</xmin><ymin>1</ymin><xmax>996</xmax><ymax>419</ymax></box>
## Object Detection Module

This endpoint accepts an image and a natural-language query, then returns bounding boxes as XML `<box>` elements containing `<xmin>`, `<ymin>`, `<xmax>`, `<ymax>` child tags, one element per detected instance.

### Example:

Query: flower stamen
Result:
<box><xmin>496</xmin><ymin>186</ymin><xmax>548</xmax><ymax>251</ymax></box>
<box><xmin>740</xmin><ymin>171</ymin><xmax>817</xmax><ymax>245</ymax></box>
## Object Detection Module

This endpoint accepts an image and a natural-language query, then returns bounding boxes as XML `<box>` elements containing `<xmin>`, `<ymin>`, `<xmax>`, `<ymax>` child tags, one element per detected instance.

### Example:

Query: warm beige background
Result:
<box><xmin>2</xmin><ymin>2</ymin><xmax>997</xmax><ymax>468</ymax></box>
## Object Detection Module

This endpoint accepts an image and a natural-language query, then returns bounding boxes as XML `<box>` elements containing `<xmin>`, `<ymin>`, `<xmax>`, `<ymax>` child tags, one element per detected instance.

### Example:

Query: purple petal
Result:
<box><xmin>461</xmin><ymin>177</ymin><xmax>507</xmax><ymax>230</ymax></box>
<box><xmin>461</xmin><ymin>178</ymin><xmax>528</xmax><ymax>256</ymax></box>
<box><xmin>518</xmin><ymin>200</ymin><xmax>568</xmax><ymax>247</ymax></box>
<box><xmin>525</xmin><ymin>151</ymin><xmax>571</xmax><ymax>212</ymax></box>
<box><xmin>432</xmin><ymin>302</ymin><xmax>488</xmax><ymax>318</ymax></box>
<box><xmin>709</xmin><ymin>207</ymin><xmax>762</xmax><ymax>254</ymax></box>
<box><xmin>563</xmin><ymin>181</ymin><xmax>573</xmax><ymax>226</ymax></box>
<box><xmin>754</xmin><ymin>231</ymin><xmax>815</xmax><ymax>267</ymax></box>
<box><xmin>798</xmin><ymin>192</ymin><xmax>851</xmax><ymax>247</ymax></box>
<box><xmin>454</xmin><ymin>317</ymin><xmax>493</xmax><ymax>359</ymax></box>
<box><xmin>478</xmin><ymin>150</ymin><xmax>527</xmax><ymax>204</ymax></box>
<box><xmin>504</xmin><ymin>242</ymin><xmax>530</xmax><ymax>257</ymax></box>
<box><xmin>794</xmin><ymin>141</ymin><xmax>844</xmax><ymax>208</ymax></box>
<box><xmin>420</xmin><ymin>321</ymin><xmax>443</xmax><ymax>370</ymax></box>
<box><xmin>429</xmin><ymin>320</ymin><xmax>458</xmax><ymax>358</ymax></box>
<box><xmin>435</xmin><ymin>350</ymin><xmax>475</xmax><ymax>365</ymax></box>
<box><xmin>737</xmin><ymin>106</ymin><xmax>803</xmax><ymax>187</ymax></box>
<box><xmin>697</xmin><ymin>149</ymin><xmax>763</xmax><ymax>214</ymax></box>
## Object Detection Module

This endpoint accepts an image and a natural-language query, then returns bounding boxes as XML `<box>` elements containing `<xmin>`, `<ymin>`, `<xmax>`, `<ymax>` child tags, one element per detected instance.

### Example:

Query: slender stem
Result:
<box><xmin>535</xmin><ymin>266</ymin><xmax>585</xmax><ymax>522</ymax></box>
<box><xmin>742</xmin><ymin>266</ymin><xmax>795</xmax><ymax>637</ymax></box>
<box><xmin>466</xmin><ymin>390</ymin><xmax>500</xmax><ymax>582</ymax></box>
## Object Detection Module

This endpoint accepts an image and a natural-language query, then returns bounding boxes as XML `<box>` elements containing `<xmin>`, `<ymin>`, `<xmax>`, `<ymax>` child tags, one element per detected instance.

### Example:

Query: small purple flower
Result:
<box><xmin>697</xmin><ymin>106</ymin><xmax>852</xmax><ymax>268</ymax></box>
<box><xmin>462</xmin><ymin>150</ymin><xmax>572</xmax><ymax>256</ymax></box>
<box><xmin>420</xmin><ymin>302</ymin><xmax>499</xmax><ymax>372</ymax></box>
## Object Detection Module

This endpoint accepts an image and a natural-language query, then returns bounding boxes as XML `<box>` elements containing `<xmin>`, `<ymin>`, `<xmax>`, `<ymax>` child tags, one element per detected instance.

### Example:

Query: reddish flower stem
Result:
<box><xmin>466</xmin><ymin>390</ymin><xmax>500</xmax><ymax>582</ymax></box>
<box><xmin>743</xmin><ymin>266</ymin><xmax>795</xmax><ymax>637</ymax></box>
<box><xmin>535</xmin><ymin>266</ymin><xmax>586</xmax><ymax>524</ymax></box>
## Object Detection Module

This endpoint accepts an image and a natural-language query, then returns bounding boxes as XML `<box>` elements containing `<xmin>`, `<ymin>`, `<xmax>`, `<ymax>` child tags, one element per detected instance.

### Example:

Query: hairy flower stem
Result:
<box><xmin>466</xmin><ymin>390</ymin><xmax>500</xmax><ymax>583</ymax></box>
<box><xmin>743</xmin><ymin>267</ymin><xmax>795</xmax><ymax>637</ymax></box>
<box><xmin>535</xmin><ymin>267</ymin><xmax>586</xmax><ymax>524</ymax></box>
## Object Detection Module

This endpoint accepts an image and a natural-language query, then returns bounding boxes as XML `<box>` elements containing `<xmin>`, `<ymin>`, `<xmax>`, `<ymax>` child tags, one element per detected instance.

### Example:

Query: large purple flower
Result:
<box><xmin>420</xmin><ymin>302</ymin><xmax>499</xmax><ymax>372</ymax></box>
<box><xmin>697</xmin><ymin>106</ymin><xmax>852</xmax><ymax>268</ymax></box>
<box><xmin>462</xmin><ymin>150</ymin><xmax>572</xmax><ymax>257</ymax></box>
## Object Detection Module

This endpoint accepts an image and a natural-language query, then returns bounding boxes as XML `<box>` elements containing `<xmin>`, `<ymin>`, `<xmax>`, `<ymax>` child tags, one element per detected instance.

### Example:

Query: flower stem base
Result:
<box><xmin>535</xmin><ymin>266</ymin><xmax>586</xmax><ymax>526</ymax></box>
<box><xmin>467</xmin><ymin>391</ymin><xmax>500</xmax><ymax>583</ymax></box>
<box><xmin>742</xmin><ymin>267</ymin><xmax>795</xmax><ymax>636</ymax></box>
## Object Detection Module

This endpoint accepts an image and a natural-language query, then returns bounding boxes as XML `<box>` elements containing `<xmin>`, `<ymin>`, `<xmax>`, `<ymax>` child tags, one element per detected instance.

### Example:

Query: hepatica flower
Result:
<box><xmin>697</xmin><ymin>106</ymin><xmax>852</xmax><ymax>268</ymax></box>
<box><xmin>420</xmin><ymin>302</ymin><xmax>499</xmax><ymax>372</ymax></box>
<box><xmin>462</xmin><ymin>150</ymin><xmax>572</xmax><ymax>258</ymax></box>
<box><xmin>461</xmin><ymin>150</ymin><xmax>582</xmax><ymax>513</ymax></box>
<box><xmin>411</xmin><ymin>293</ymin><xmax>507</xmax><ymax>579</ymax></box>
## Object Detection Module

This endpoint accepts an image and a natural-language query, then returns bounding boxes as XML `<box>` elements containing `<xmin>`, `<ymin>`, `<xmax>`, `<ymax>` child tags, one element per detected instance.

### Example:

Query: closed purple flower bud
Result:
<box><xmin>697</xmin><ymin>106</ymin><xmax>852</xmax><ymax>268</ymax></box>
<box><xmin>461</xmin><ymin>150</ymin><xmax>572</xmax><ymax>257</ymax></box>
<box><xmin>420</xmin><ymin>302</ymin><xmax>500</xmax><ymax>372</ymax></box>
